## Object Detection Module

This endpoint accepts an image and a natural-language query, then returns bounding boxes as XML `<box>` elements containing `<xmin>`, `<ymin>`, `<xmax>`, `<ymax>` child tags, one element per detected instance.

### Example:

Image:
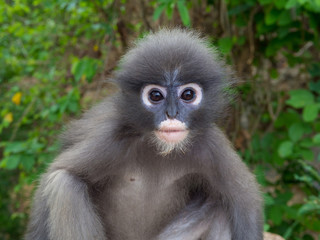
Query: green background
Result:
<box><xmin>0</xmin><ymin>0</ymin><xmax>320</xmax><ymax>239</ymax></box>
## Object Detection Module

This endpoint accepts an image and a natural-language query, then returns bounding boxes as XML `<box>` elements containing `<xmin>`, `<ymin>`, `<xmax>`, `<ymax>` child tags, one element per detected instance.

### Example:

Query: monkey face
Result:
<box><xmin>141</xmin><ymin>82</ymin><xmax>203</xmax><ymax>144</ymax></box>
<box><xmin>134</xmin><ymin>73</ymin><xmax>207</xmax><ymax>155</ymax></box>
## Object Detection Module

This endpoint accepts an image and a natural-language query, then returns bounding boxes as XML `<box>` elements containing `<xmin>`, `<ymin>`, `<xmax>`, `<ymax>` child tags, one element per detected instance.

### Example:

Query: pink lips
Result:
<box><xmin>155</xmin><ymin>119</ymin><xmax>188</xmax><ymax>143</ymax></box>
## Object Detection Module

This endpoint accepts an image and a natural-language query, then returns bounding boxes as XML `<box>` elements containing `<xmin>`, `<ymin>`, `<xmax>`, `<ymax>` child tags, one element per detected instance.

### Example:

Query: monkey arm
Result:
<box><xmin>25</xmin><ymin>135</ymin><xmax>120</xmax><ymax>240</ymax></box>
<box><xmin>26</xmin><ymin>132</ymin><xmax>123</xmax><ymax>240</ymax></box>
<box><xmin>204</xmin><ymin>127</ymin><xmax>263</xmax><ymax>240</ymax></box>
<box><xmin>26</xmin><ymin>102</ymin><xmax>125</xmax><ymax>240</ymax></box>
<box><xmin>26</xmin><ymin>169</ymin><xmax>107</xmax><ymax>240</ymax></box>
<box><xmin>25</xmin><ymin>177</ymin><xmax>50</xmax><ymax>240</ymax></box>
<box><xmin>155</xmin><ymin>200</ymin><xmax>230</xmax><ymax>240</ymax></box>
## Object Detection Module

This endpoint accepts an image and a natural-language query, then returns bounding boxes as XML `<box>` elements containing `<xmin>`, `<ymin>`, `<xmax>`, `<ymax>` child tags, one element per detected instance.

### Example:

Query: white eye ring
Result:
<box><xmin>177</xmin><ymin>83</ymin><xmax>203</xmax><ymax>106</ymax></box>
<box><xmin>142</xmin><ymin>84</ymin><xmax>167</xmax><ymax>106</ymax></box>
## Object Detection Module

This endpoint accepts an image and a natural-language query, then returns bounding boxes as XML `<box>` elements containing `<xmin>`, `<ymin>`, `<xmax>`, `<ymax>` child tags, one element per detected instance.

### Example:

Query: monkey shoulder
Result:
<box><xmin>60</xmin><ymin>97</ymin><xmax>119</xmax><ymax>151</ymax></box>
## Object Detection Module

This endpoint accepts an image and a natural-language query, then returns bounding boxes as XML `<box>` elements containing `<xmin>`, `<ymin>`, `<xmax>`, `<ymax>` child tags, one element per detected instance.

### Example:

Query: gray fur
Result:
<box><xmin>26</xmin><ymin>29</ymin><xmax>263</xmax><ymax>240</ymax></box>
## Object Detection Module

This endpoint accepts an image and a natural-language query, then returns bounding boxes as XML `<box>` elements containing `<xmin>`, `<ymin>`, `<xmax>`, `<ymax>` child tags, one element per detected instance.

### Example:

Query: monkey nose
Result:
<box><xmin>166</xmin><ymin>110</ymin><xmax>178</xmax><ymax>119</ymax></box>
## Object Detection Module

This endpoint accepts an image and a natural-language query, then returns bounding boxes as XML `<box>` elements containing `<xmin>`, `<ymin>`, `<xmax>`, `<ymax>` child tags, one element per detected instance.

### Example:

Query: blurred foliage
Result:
<box><xmin>0</xmin><ymin>0</ymin><xmax>320</xmax><ymax>239</ymax></box>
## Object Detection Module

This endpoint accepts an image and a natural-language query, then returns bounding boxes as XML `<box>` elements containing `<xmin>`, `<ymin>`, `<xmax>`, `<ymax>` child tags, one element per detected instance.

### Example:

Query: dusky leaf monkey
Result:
<box><xmin>26</xmin><ymin>29</ymin><xmax>263</xmax><ymax>240</ymax></box>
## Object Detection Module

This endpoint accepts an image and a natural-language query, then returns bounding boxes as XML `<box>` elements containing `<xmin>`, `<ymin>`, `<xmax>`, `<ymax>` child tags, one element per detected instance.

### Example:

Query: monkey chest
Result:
<box><xmin>99</xmin><ymin>169</ymin><xmax>186</xmax><ymax>239</ymax></box>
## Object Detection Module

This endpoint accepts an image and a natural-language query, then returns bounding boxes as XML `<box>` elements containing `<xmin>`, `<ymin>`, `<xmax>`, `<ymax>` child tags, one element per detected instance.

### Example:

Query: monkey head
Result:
<box><xmin>115</xmin><ymin>29</ymin><xmax>233</xmax><ymax>155</ymax></box>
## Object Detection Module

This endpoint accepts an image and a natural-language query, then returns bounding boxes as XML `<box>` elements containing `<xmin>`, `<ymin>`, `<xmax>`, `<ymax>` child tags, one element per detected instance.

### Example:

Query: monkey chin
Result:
<box><xmin>152</xmin><ymin>119</ymin><xmax>190</xmax><ymax>156</ymax></box>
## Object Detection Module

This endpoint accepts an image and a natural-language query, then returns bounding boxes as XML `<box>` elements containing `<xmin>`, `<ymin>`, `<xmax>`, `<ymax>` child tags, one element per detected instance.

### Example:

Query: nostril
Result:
<box><xmin>166</xmin><ymin>111</ymin><xmax>178</xmax><ymax>119</ymax></box>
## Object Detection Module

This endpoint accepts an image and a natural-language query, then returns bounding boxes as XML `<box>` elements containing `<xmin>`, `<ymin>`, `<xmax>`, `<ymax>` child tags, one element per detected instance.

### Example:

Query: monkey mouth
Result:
<box><xmin>159</xmin><ymin>129</ymin><xmax>185</xmax><ymax>133</ymax></box>
<box><xmin>155</xmin><ymin>119</ymin><xmax>189</xmax><ymax>144</ymax></box>
<box><xmin>156</xmin><ymin>129</ymin><xmax>188</xmax><ymax>144</ymax></box>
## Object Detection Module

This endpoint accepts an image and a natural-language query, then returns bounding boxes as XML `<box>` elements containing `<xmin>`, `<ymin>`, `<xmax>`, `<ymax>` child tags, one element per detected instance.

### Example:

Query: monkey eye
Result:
<box><xmin>142</xmin><ymin>84</ymin><xmax>167</xmax><ymax>107</ymax></box>
<box><xmin>149</xmin><ymin>90</ymin><xmax>164</xmax><ymax>102</ymax></box>
<box><xmin>180</xmin><ymin>89</ymin><xmax>195</xmax><ymax>102</ymax></box>
<box><xmin>177</xmin><ymin>83</ymin><xmax>202</xmax><ymax>106</ymax></box>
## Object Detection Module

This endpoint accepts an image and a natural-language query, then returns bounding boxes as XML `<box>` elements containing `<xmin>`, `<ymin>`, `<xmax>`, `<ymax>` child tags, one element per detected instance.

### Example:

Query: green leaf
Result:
<box><xmin>218</xmin><ymin>37</ymin><xmax>233</xmax><ymax>54</ymax></box>
<box><xmin>258</xmin><ymin>0</ymin><xmax>273</xmax><ymax>5</ymax></box>
<box><xmin>71</xmin><ymin>58</ymin><xmax>98</xmax><ymax>83</ymax></box>
<box><xmin>277</xmin><ymin>191</ymin><xmax>293</xmax><ymax>204</ymax></box>
<box><xmin>300</xmin><ymin>149</ymin><xmax>314</xmax><ymax>161</ymax></box>
<box><xmin>177</xmin><ymin>1</ymin><xmax>191</xmax><ymax>27</ymax></box>
<box><xmin>283</xmin><ymin>221</ymin><xmax>299</xmax><ymax>240</ymax></box>
<box><xmin>275</xmin><ymin>111</ymin><xmax>300</xmax><ymax>128</ymax></box>
<box><xmin>278</xmin><ymin>27</ymin><xmax>290</xmax><ymax>38</ymax></box>
<box><xmin>308</xmin><ymin>64</ymin><xmax>320</xmax><ymax>77</ymax></box>
<box><xmin>274</xmin><ymin>0</ymin><xmax>287</xmax><ymax>9</ymax></box>
<box><xmin>300</xmin><ymin>138</ymin><xmax>314</xmax><ymax>148</ymax></box>
<box><xmin>4</xmin><ymin>155</ymin><xmax>21</xmax><ymax>170</ymax></box>
<box><xmin>68</xmin><ymin>101</ymin><xmax>79</xmax><ymax>113</ymax></box>
<box><xmin>255</xmin><ymin>166</ymin><xmax>266</xmax><ymax>186</ymax></box>
<box><xmin>304</xmin><ymin>219</ymin><xmax>320</xmax><ymax>232</ymax></box>
<box><xmin>30</xmin><ymin>138</ymin><xmax>45</xmax><ymax>152</ymax></box>
<box><xmin>268</xmin><ymin>205</ymin><xmax>283</xmax><ymax>225</ymax></box>
<box><xmin>166</xmin><ymin>3</ymin><xmax>174</xmax><ymax>20</ymax></box>
<box><xmin>278</xmin><ymin>141</ymin><xmax>294</xmax><ymax>158</ymax></box>
<box><xmin>71</xmin><ymin>60</ymin><xmax>82</xmax><ymax>82</ymax></box>
<box><xmin>270</xmin><ymin>69</ymin><xmax>278</xmax><ymax>79</ymax></box>
<box><xmin>303</xmin><ymin>104</ymin><xmax>319</xmax><ymax>122</ymax></box>
<box><xmin>288</xmin><ymin>123</ymin><xmax>305</xmax><ymax>142</ymax></box>
<box><xmin>313</xmin><ymin>133</ymin><xmax>320</xmax><ymax>144</ymax></box>
<box><xmin>264</xmin><ymin>193</ymin><xmax>275</xmax><ymax>205</ymax></box>
<box><xmin>286</xmin><ymin>89</ymin><xmax>314</xmax><ymax>108</ymax></box>
<box><xmin>153</xmin><ymin>4</ymin><xmax>166</xmax><ymax>20</ymax></box>
<box><xmin>4</xmin><ymin>141</ymin><xmax>27</xmax><ymax>154</ymax></box>
<box><xmin>265</xmin><ymin>38</ymin><xmax>282</xmax><ymax>57</ymax></box>
<box><xmin>298</xmin><ymin>202</ymin><xmax>320</xmax><ymax>215</ymax></box>
<box><xmin>285</xmin><ymin>0</ymin><xmax>299</xmax><ymax>9</ymax></box>
<box><xmin>309</xmin><ymin>81</ymin><xmax>320</xmax><ymax>93</ymax></box>
<box><xmin>265</xmin><ymin>8</ymin><xmax>281</xmax><ymax>25</ymax></box>
<box><xmin>21</xmin><ymin>154</ymin><xmax>36</xmax><ymax>171</ymax></box>
<box><xmin>277</xmin><ymin>11</ymin><xmax>291</xmax><ymax>26</ymax></box>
